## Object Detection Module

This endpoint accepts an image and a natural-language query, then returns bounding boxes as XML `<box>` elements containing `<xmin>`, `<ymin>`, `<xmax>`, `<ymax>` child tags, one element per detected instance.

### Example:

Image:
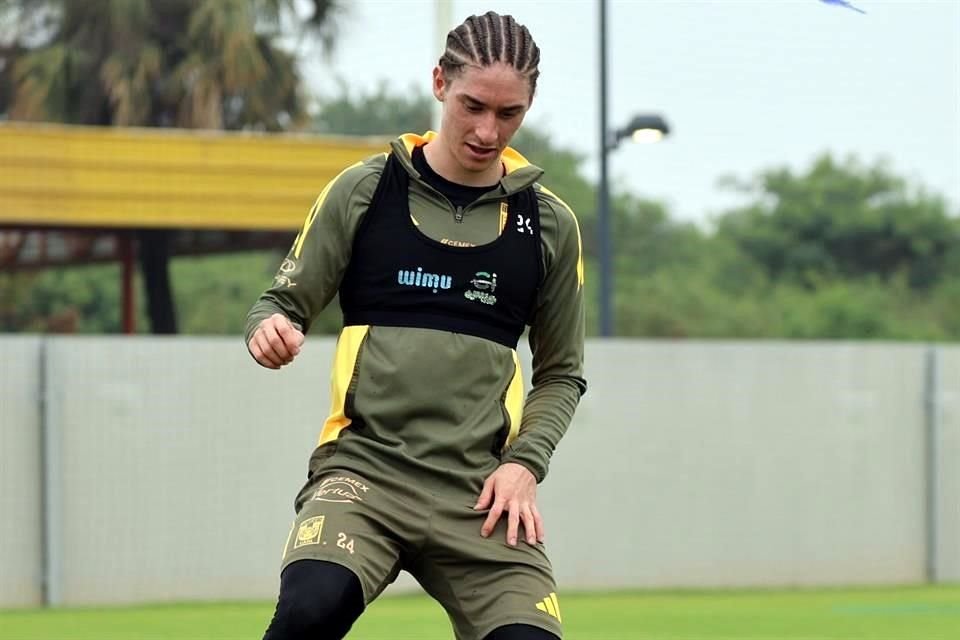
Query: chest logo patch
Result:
<box><xmin>397</xmin><ymin>267</ymin><xmax>453</xmax><ymax>293</ymax></box>
<box><xmin>464</xmin><ymin>271</ymin><xmax>498</xmax><ymax>306</ymax></box>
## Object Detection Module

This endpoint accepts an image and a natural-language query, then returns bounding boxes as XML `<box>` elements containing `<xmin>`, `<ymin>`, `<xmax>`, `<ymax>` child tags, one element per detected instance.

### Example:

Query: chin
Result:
<box><xmin>456</xmin><ymin>155</ymin><xmax>493</xmax><ymax>174</ymax></box>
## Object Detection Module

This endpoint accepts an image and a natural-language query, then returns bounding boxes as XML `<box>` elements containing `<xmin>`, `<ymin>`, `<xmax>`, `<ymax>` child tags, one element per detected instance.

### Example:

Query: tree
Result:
<box><xmin>0</xmin><ymin>0</ymin><xmax>344</xmax><ymax>333</ymax></box>
<box><xmin>715</xmin><ymin>153</ymin><xmax>960</xmax><ymax>290</ymax></box>
<box><xmin>313</xmin><ymin>80</ymin><xmax>433</xmax><ymax>137</ymax></box>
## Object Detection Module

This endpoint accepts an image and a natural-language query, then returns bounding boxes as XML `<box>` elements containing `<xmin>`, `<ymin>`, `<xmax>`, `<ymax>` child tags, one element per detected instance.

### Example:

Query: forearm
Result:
<box><xmin>500</xmin><ymin>376</ymin><xmax>583</xmax><ymax>482</ymax></box>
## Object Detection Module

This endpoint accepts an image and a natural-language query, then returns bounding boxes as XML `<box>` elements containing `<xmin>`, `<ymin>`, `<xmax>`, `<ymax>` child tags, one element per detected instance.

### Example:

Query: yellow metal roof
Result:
<box><xmin>0</xmin><ymin>122</ymin><xmax>389</xmax><ymax>231</ymax></box>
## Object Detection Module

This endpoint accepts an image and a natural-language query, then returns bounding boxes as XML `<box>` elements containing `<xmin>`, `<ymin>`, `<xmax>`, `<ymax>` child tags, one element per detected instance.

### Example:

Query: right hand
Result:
<box><xmin>248</xmin><ymin>313</ymin><xmax>304</xmax><ymax>369</ymax></box>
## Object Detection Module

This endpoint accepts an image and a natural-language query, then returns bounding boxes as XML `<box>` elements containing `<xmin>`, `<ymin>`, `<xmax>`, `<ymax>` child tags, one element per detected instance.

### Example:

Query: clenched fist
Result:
<box><xmin>248</xmin><ymin>313</ymin><xmax>304</xmax><ymax>369</ymax></box>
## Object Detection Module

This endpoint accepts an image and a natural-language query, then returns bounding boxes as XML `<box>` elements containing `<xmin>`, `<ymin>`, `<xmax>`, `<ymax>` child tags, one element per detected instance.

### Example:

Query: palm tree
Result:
<box><xmin>0</xmin><ymin>0</ymin><xmax>343</xmax><ymax>333</ymax></box>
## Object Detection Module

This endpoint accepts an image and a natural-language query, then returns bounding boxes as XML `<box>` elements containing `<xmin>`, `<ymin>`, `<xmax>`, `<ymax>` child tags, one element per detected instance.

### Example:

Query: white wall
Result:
<box><xmin>46</xmin><ymin>336</ymin><xmax>334</xmax><ymax>604</ymax></box>
<box><xmin>0</xmin><ymin>337</ymin><xmax>955</xmax><ymax>607</ymax></box>
<box><xmin>0</xmin><ymin>336</ymin><xmax>43</xmax><ymax>607</ymax></box>
<box><xmin>936</xmin><ymin>346</ymin><xmax>960</xmax><ymax>582</ymax></box>
<box><xmin>540</xmin><ymin>341</ymin><xmax>928</xmax><ymax>589</ymax></box>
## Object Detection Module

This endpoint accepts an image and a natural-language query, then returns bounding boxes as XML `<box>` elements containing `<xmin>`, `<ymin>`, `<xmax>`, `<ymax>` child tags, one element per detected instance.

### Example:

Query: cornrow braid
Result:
<box><xmin>439</xmin><ymin>11</ymin><xmax>541</xmax><ymax>97</ymax></box>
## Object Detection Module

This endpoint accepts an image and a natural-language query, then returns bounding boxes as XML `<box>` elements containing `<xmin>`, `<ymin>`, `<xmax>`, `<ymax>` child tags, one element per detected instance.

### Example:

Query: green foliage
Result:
<box><xmin>716</xmin><ymin>154</ymin><xmax>960</xmax><ymax>290</ymax></box>
<box><xmin>0</xmin><ymin>251</ymin><xmax>340</xmax><ymax>335</ymax></box>
<box><xmin>615</xmin><ymin>271</ymin><xmax>956</xmax><ymax>341</ymax></box>
<box><xmin>0</xmin><ymin>265</ymin><xmax>123</xmax><ymax>333</ymax></box>
<box><xmin>172</xmin><ymin>251</ymin><xmax>345</xmax><ymax>335</ymax></box>
<box><xmin>0</xmin><ymin>0</ymin><xmax>339</xmax><ymax>129</ymax></box>
<box><xmin>171</xmin><ymin>252</ymin><xmax>281</xmax><ymax>334</ymax></box>
<box><xmin>312</xmin><ymin>80</ymin><xmax>433</xmax><ymax>137</ymax></box>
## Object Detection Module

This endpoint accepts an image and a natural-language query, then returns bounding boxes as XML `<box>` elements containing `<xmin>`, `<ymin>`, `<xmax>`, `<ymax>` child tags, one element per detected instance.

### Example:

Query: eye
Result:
<box><xmin>465</xmin><ymin>104</ymin><xmax>483</xmax><ymax>113</ymax></box>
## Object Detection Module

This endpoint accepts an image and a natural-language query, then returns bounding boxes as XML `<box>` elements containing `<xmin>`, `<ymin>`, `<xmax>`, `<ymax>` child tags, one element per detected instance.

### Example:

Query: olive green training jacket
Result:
<box><xmin>245</xmin><ymin>132</ymin><xmax>586</xmax><ymax>495</ymax></box>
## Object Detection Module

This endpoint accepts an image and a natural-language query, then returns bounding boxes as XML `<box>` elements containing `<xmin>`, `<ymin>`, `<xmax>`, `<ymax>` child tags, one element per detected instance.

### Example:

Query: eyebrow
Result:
<box><xmin>461</xmin><ymin>94</ymin><xmax>526</xmax><ymax>112</ymax></box>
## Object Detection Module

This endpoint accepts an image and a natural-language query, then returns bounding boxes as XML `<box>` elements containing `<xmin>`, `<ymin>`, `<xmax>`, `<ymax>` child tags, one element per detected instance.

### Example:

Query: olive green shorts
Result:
<box><xmin>280</xmin><ymin>466</ymin><xmax>562</xmax><ymax>640</ymax></box>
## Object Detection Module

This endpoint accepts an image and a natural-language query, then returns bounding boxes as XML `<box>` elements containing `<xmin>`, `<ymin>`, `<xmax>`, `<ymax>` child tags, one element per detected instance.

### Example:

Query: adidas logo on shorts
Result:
<box><xmin>535</xmin><ymin>592</ymin><xmax>562</xmax><ymax>622</ymax></box>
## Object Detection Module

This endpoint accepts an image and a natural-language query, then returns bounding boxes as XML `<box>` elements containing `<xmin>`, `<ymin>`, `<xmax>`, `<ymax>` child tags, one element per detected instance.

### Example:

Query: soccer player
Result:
<box><xmin>245</xmin><ymin>11</ymin><xmax>586</xmax><ymax>640</ymax></box>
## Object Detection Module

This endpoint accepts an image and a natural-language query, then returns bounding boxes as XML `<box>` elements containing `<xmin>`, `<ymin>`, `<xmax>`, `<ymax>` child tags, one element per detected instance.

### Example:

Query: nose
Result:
<box><xmin>475</xmin><ymin>112</ymin><xmax>497</xmax><ymax>147</ymax></box>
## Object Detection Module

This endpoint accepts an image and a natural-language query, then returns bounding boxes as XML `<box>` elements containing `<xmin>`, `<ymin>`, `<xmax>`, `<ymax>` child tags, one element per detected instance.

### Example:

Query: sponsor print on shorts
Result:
<box><xmin>535</xmin><ymin>592</ymin><xmax>562</xmax><ymax>622</ymax></box>
<box><xmin>311</xmin><ymin>475</ymin><xmax>370</xmax><ymax>503</ymax></box>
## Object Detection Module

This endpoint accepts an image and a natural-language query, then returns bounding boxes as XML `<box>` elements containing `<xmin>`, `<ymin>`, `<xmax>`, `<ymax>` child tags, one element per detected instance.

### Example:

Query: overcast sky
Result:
<box><xmin>298</xmin><ymin>0</ymin><xmax>960</xmax><ymax>224</ymax></box>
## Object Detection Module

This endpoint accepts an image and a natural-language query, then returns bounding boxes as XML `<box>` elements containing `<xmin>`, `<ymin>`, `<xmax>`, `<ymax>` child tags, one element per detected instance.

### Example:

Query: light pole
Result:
<box><xmin>598</xmin><ymin>0</ymin><xmax>670</xmax><ymax>337</ymax></box>
<box><xmin>433</xmin><ymin>0</ymin><xmax>452</xmax><ymax>131</ymax></box>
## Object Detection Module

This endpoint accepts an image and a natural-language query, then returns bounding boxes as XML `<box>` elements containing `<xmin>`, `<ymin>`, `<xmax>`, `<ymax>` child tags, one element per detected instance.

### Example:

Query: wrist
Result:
<box><xmin>499</xmin><ymin>454</ymin><xmax>545</xmax><ymax>484</ymax></box>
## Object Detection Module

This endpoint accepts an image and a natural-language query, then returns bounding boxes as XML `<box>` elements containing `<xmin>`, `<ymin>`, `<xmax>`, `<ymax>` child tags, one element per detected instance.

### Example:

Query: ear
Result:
<box><xmin>432</xmin><ymin>65</ymin><xmax>445</xmax><ymax>102</ymax></box>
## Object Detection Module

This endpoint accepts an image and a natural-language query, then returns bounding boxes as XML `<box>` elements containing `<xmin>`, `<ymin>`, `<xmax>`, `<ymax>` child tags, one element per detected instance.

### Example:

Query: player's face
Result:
<box><xmin>432</xmin><ymin>62</ymin><xmax>532</xmax><ymax>182</ymax></box>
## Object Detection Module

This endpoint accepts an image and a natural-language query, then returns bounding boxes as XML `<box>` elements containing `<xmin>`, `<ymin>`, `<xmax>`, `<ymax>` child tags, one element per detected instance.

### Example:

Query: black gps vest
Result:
<box><xmin>339</xmin><ymin>151</ymin><xmax>543</xmax><ymax>348</ymax></box>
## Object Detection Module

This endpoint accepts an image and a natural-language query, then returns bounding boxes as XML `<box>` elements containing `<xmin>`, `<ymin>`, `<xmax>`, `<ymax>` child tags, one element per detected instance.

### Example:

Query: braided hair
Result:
<box><xmin>438</xmin><ymin>11</ymin><xmax>541</xmax><ymax>98</ymax></box>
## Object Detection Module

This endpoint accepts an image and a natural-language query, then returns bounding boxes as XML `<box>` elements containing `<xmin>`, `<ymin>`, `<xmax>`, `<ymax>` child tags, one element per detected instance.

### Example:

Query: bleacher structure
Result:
<box><xmin>0</xmin><ymin>122</ymin><xmax>386</xmax><ymax>331</ymax></box>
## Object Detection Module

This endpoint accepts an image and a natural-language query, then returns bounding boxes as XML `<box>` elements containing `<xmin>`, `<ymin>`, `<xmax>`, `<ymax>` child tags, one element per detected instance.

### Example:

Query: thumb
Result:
<box><xmin>289</xmin><ymin>324</ymin><xmax>305</xmax><ymax>349</ymax></box>
<box><xmin>474</xmin><ymin>477</ymin><xmax>495</xmax><ymax>510</ymax></box>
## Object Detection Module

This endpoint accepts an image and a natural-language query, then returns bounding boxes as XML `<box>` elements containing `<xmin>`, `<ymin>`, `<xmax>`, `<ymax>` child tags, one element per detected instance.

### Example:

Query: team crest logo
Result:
<box><xmin>294</xmin><ymin>516</ymin><xmax>325</xmax><ymax>549</ymax></box>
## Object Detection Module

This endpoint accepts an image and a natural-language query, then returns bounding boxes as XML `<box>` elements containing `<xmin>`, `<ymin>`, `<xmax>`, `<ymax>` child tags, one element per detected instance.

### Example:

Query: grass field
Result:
<box><xmin>2</xmin><ymin>585</ymin><xmax>958</xmax><ymax>639</ymax></box>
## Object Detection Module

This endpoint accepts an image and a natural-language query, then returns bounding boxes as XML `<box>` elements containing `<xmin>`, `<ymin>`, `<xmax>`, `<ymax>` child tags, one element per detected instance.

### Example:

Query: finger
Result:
<box><xmin>263</xmin><ymin>321</ymin><xmax>294</xmax><ymax>363</ymax></box>
<box><xmin>506</xmin><ymin>501</ymin><xmax>521</xmax><ymax>546</ymax></box>
<box><xmin>532</xmin><ymin>504</ymin><xmax>546</xmax><ymax>543</ymax></box>
<box><xmin>257</xmin><ymin>328</ymin><xmax>287</xmax><ymax>367</ymax></box>
<box><xmin>276</xmin><ymin>314</ymin><xmax>303</xmax><ymax>346</ymax></box>
<box><xmin>250</xmin><ymin>332</ymin><xmax>282</xmax><ymax>369</ymax></box>
<box><xmin>474</xmin><ymin>478</ymin><xmax>494</xmax><ymax>510</ymax></box>
<box><xmin>274</xmin><ymin>315</ymin><xmax>304</xmax><ymax>354</ymax></box>
<box><xmin>481</xmin><ymin>499</ymin><xmax>505</xmax><ymax>538</ymax></box>
<box><xmin>521</xmin><ymin>506</ymin><xmax>537</xmax><ymax>545</ymax></box>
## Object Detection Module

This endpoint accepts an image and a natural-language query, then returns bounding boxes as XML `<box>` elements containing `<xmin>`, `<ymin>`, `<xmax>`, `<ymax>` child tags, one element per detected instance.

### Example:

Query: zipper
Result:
<box><xmin>410</xmin><ymin>172</ymin><xmax>504</xmax><ymax>224</ymax></box>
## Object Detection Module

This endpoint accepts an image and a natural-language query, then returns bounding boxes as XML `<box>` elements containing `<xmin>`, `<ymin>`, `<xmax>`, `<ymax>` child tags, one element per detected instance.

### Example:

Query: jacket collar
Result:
<box><xmin>390</xmin><ymin>132</ymin><xmax>544</xmax><ymax>195</ymax></box>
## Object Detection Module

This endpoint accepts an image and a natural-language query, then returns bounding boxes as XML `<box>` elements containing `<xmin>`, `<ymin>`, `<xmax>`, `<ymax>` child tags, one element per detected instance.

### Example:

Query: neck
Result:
<box><xmin>422</xmin><ymin>135</ymin><xmax>502</xmax><ymax>187</ymax></box>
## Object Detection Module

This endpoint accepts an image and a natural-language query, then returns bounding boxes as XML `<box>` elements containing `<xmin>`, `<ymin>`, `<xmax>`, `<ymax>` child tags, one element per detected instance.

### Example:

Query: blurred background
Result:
<box><xmin>1</xmin><ymin>1</ymin><xmax>959</xmax><ymax>638</ymax></box>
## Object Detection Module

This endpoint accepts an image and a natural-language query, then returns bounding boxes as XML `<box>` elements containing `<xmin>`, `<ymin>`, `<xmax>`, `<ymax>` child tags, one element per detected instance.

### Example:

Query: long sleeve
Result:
<box><xmin>500</xmin><ymin>189</ymin><xmax>587</xmax><ymax>482</ymax></box>
<box><xmin>244</xmin><ymin>160</ymin><xmax>381</xmax><ymax>344</ymax></box>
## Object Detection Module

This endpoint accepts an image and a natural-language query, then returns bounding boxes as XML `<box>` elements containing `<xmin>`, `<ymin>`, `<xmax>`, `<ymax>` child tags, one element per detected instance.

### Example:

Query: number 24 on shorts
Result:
<box><xmin>337</xmin><ymin>532</ymin><xmax>355</xmax><ymax>554</ymax></box>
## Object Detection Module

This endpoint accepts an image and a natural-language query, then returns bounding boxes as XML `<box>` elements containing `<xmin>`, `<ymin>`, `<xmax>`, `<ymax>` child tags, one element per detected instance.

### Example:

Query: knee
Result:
<box><xmin>484</xmin><ymin>623</ymin><xmax>560</xmax><ymax>640</ymax></box>
<box><xmin>283</xmin><ymin>560</ymin><xmax>362</xmax><ymax>621</ymax></box>
<box><xmin>265</xmin><ymin>560</ymin><xmax>364</xmax><ymax>638</ymax></box>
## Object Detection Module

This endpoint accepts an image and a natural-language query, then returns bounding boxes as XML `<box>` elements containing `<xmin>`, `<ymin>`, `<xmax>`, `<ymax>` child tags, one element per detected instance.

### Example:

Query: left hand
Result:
<box><xmin>474</xmin><ymin>462</ymin><xmax>545</xmax><ymax>546</ymax></box>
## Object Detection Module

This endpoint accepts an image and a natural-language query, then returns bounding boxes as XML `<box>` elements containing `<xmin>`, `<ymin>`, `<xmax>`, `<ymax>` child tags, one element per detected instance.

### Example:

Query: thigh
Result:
<box><xmin>281</xmin><ymin>469</ymin><xmax>405</xmax><ymax>604</ymax></box>
<box><xmin>412</xmin><ymin>500</ymin><xmax>563</xmax><ymax>640</ymax></box>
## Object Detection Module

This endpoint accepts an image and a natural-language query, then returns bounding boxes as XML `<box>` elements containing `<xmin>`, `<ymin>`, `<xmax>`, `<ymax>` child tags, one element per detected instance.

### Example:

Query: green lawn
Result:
<box><xmin>2</xmin><ymin>585</ymin><xmax>958</xmax><ymax>639</ymax></box>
